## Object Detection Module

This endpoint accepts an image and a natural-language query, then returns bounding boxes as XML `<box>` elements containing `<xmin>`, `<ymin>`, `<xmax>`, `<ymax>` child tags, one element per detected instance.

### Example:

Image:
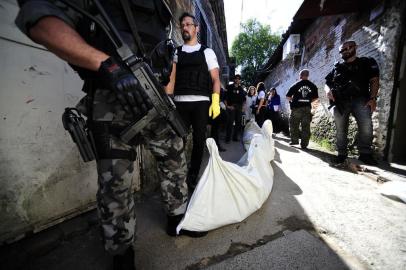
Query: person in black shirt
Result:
<box><xmin>225</xmin><ymin>74</ymin><xmax>247</xmax><ymax>142</ymax></box>
<box><xmin>325</xmin><ymin>40</ymin><xmax>380</xmax><ymax>165</ymax></box>
<box><xmin>286</xmin><ymin>69</ymin><xmax>319</xmax><ymax>149</ymax></box>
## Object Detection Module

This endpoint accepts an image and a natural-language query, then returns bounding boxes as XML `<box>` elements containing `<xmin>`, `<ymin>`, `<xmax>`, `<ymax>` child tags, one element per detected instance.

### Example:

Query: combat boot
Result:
<box><xmin>113</xmin><ymin>246</ymin><xmax>135</xmax><ymax>270</ymax></box>
<box><xmin>166</xmin><ymin>214</ymin><xmax>208</xmax><ymax>238</ymax></box>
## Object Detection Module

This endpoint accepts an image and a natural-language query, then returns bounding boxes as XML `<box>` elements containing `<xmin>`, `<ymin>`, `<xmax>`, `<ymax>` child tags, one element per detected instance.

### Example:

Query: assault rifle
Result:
<box><xmin>60</xmin><ymin>0</ymin><xmax>187</xmax><ymax>146</ymax></box>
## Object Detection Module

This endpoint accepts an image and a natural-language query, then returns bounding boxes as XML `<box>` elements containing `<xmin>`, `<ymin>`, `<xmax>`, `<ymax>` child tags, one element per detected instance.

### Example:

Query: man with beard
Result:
<box><xmin>325</xmin><ymin>40</ymin><xmax>380</xmax><ymax>165</ymax></box>
<box><xmin>166</xmin><ymin>12</ymin><xmax>221</xmax><ymax>191</ymax></box>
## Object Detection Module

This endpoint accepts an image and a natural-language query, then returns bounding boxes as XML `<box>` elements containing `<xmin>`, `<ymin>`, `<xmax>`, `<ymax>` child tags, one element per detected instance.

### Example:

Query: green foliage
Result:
<box><xmin>231</xmin><ymin>19</ymin><xmax>281</xmax><ymax>86</ymax></box>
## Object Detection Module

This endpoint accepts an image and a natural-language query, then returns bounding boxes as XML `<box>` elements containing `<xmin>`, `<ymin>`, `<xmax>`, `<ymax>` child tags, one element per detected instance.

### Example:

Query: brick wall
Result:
<box><xmin>263</xmin><ymin>0</ymin><xmax>405</xmax><ymax>157</ymax></box>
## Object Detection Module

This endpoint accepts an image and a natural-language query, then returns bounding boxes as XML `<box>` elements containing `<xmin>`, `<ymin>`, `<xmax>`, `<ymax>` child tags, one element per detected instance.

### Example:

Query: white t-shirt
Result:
<box><xmin>174</xmin><ymin>44</ymin><xmax>219</xmax><ymax>102</ymax></box>
<box><xmin>258</xmin><ymin>90</ymin><xmax>266</xmax><ymax>100</ymax></box>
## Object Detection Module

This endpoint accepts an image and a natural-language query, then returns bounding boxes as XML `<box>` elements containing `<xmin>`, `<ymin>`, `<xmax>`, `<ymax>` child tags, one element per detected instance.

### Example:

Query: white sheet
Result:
<box><xmin>177</xmin><ymin>120</ymin><xmax>275</xmax><ymax>232</ymax></box>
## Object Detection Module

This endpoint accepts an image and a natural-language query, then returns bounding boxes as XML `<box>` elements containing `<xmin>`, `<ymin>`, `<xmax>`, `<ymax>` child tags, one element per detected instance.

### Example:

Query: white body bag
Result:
<box><xmin>177</xmin><ymin>120</ymin><xmax>275</xmax><ymax>233</ymax></box>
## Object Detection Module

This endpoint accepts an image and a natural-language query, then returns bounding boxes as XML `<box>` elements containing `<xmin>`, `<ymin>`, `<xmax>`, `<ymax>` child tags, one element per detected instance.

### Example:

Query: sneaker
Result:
<box><xmin>301</xmin><ymin>145</ymin><xmax>308</xmax><ymax>150</ymax></box>
<box><xmin>358</xmin><ymin>154</ymin><xmax>378</xmax><ymax>166</ymax></box>
<box><xmin>166</xmin><ymin>215</ymin><xmax>208</xmax><ymax>238</ymax></box>
<box><xmin>333</xmin><ymin>155</ymin><xmax>347</xmax><ymax>164</ymax></box>
<box><xmin>289</xmin><ymin>141</ymin><xmax>299</xmax><ymax>145</ymax></box>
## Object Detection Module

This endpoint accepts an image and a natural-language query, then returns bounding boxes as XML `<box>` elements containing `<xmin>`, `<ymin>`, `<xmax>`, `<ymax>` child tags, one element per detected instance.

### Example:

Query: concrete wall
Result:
<box><xmin>263</xmin><ymin>0</ymin><xmax>405</xmax><ymax>157</ymax></box>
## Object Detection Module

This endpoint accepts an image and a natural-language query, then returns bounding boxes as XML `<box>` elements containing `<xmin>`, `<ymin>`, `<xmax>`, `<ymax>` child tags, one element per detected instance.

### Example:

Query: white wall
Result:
<box><xmin>264</xmin><ymin>2</ymin><xmax>405</xmax><ymax>157</ymax></box>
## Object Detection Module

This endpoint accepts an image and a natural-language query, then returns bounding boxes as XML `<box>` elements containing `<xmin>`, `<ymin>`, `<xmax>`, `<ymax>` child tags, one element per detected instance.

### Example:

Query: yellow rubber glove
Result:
<box><xmin>208</xmin><ymin>93</ymin><xmax>221</xmax><ymax>119</ymax></box>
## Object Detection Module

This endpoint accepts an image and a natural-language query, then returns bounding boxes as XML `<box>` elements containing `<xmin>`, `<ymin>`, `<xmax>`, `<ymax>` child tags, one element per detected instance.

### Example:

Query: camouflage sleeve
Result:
<box><xmin>15</xmin><ymin>0</ymin><xmax>81</xmax><ymax>38</ymax></box>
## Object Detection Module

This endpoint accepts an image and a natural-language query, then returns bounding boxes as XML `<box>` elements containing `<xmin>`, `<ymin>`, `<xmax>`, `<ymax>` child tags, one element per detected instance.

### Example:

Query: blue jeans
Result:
<box><xmin>333</xmin><ymin>97</ymin><xmax>373</xmax><ymax>156</ymax></box>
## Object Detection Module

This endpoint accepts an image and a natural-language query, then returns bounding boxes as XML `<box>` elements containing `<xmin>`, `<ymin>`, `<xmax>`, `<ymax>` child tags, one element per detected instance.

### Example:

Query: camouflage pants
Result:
<box><xmin>289</xmin><ymin>106</ymin><xmax>312</xmax><ymax>147</ymax></box>
<box><xmin>89</xmin><ymin>88</ymin><xmax>188</xmax><ymax>254</ymax></box>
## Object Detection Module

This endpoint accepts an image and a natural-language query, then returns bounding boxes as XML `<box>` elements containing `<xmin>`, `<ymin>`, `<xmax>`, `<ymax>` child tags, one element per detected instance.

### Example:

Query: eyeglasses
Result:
<box><xmin>339</xmin><ymin>45</ymin><xmax>355</xmax><ymax>53</ymax></box>
<box><xmin>181</xmin><ymin>23</ymin><xmax>195</xmax><ymax>28</ymax></box>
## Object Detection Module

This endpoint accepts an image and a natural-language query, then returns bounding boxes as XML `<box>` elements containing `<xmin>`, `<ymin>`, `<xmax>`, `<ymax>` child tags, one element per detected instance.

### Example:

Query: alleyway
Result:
<box><xmin>2</xmin><ymin>133</ymin><xmax>406</xmax><ymax>270</ymax></box>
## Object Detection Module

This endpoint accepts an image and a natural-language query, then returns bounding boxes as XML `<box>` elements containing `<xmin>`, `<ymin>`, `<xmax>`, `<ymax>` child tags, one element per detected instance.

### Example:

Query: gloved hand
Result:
<box><xmin>98</xmin><ymin>57</ymin><xmax>153</xmax><ymax>119</ymax></box>
<box><xmin>208</xmin><ymin>93</ymin><xmax>221</xmax><ymax>119</ymax></box>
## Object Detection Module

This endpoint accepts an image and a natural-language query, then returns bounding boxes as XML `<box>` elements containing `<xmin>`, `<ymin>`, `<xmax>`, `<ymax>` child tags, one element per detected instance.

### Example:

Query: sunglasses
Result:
<box><xmin>339</xmin><ymin>45</ymin><xmax>355</xmax><ymax>53</ymax></box>
<box><xmin>181</xmin><ymin>23</ymin><xmax>196</xmax><ymax>28</ymax></box>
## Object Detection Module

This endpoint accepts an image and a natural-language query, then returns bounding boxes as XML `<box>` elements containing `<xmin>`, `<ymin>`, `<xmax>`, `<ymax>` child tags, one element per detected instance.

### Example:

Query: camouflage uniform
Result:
<box><xmin>92</xmin><ymin>89</ymin><xmax>188</xmax><ymax>255</ymax></box>
<box><xmin>16</xmin><ymin>0</ymin><xmax>188</xmax><ymax>256</ymax></box>
<box><xmin>289</xmin><ymin>106</ymin><xmax>312</xmax><ymax>146</ymax></box>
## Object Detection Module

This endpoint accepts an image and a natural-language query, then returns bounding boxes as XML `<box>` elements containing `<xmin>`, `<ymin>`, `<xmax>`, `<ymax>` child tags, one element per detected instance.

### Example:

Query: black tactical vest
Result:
<box><xmin>174</xmin><ymin>45</ymin><xmax>212</xmax><ymax>97</ymax></box>
<box><xmin>74</xmin><ymin>0</ymin><xmax>171</xmax><ymax>80</ymax></box>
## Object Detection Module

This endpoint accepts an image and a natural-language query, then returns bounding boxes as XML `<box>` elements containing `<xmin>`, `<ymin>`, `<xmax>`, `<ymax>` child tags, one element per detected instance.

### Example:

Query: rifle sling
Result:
<box><xmin>119</xmin><ymin>0</ymin><xmax>147</xmax><ymax>58</ymax></box>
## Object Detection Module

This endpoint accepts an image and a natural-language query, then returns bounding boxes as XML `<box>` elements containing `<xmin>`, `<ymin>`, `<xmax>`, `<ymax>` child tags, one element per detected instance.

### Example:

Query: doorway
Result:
<box><xmin>388</xmin><ymin>39</ymin><xmax>406</xmax><ymax>164</ymax></box>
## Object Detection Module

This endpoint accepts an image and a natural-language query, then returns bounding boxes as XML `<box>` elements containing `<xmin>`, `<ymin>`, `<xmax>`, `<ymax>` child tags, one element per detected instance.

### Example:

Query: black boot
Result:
<box><xmin>113</xmin><ymin>246</ymin><xmax>135</xmax><ymax>270</ymax></box>
<box><xmin>186</xmin><ymin>173</ymin><xmax>198</xmax><ymax>191</ymax></box>
<box><xmin>358</xmin><ymin>154</ymin><xmax>378</xmax><ymax>165</ymax></box>
<box><xmin>166</xmin><ymin>215</ymin><xmax>208</xmax><ymax>238</ymax></box>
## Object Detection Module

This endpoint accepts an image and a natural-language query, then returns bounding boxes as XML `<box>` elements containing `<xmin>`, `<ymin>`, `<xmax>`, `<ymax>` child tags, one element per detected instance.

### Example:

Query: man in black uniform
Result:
<box><xmin>325</xmin><ymin>40</ymin><xmax>380</xmax><ymax>165</ymax></box>
<box><xmin>286</xmin><ymin>69</ymin><xmax>319</xmax><ymax>149</ymax></box>
<box><xmin>225</xmin><ymin>74</ymin><xmax>246</xmax><ymax>142</ymax></box>
<box><xmin>15</xmin><ymin>1</ymin><xmax>204</xmax><ymax>269</ymax></box>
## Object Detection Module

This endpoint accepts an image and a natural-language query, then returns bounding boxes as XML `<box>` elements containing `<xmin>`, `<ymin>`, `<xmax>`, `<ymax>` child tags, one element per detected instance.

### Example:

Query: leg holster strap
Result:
<box><xmin>89</xmin><ymin>121</ymin><xmax>137</xmax><ymax>161</ymax></box>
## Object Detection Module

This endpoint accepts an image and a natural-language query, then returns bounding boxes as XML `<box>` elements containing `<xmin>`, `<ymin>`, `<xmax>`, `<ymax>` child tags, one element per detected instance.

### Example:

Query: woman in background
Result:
<box><xmin>245</xmin><ymin>85</ymin><xmax>257</xmax><ymax>121</ymax></box>
<box><xmin>255</xmin><ymin>82</ymin><xmax>267</xmax><ymax>127</ymax></box>
<box><xmin>266</xmin><ymin>87</ymin><xmax>281</xmax><ymax>132</ymax></box>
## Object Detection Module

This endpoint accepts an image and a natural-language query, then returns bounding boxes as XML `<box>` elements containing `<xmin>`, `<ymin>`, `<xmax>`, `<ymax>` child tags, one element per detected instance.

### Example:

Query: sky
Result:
<box><xmin>223</xmin><ymin>0</ymin><xmax>304</xmax><ymax>50</ymax></box>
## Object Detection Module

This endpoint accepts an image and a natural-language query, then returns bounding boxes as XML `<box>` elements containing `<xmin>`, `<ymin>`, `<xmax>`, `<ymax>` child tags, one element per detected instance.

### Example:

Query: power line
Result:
<box><xmin>239</xmin><ymin>0</ymin><xmax>244</xmax><ymax>31</ymax></box>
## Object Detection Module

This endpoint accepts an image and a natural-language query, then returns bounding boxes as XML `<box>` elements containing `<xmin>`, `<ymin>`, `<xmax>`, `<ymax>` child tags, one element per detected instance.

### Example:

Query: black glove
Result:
<box><xmin>98</xmin><ymin>57</ymin><xmax>153</xmax><ymax>119</ymax></box>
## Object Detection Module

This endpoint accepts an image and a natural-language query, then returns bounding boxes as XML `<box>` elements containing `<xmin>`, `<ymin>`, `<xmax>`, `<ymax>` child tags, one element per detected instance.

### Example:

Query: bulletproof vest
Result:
<box><xmin>73</xmin><ymin>0</ymin><xmax>171</xmax><ymax>81</ymax></box>
<box><xmin>332</xmin><ymin>57</ymin><xmax>374</xmax><ymax>98</ymax></box>
<box><xmin>174</xmin><ymin>45</ymin><xmax>212</xmax><ymax>97</ymax></box>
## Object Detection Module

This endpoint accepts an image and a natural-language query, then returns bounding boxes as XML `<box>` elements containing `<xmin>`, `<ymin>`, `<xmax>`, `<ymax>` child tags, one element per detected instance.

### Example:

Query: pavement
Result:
<box><xmin>1</xmin><ymin>129</ymin><xmax>406</xmax><ymax>270</ymax></box>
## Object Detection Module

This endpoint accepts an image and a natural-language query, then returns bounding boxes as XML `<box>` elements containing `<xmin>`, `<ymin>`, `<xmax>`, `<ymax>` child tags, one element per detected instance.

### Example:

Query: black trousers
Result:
<box><xmin>175</xmin><ymin>101</ymin><xmax>210</xmax><ymax>179</ymax></box>
<box><xmin>226</xmin><ymin>105</ymin><xmax>243</xmax><ymax>141</ymax></box>
<box><xmin>255</xmin><ymin>107</ymin><xmax>267</xmax><ymax>127</ymax></box>
<box><xmin>210</xmin><ymin>109</ymin><xmax>227</xmax><ymax>146</ymax></box>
